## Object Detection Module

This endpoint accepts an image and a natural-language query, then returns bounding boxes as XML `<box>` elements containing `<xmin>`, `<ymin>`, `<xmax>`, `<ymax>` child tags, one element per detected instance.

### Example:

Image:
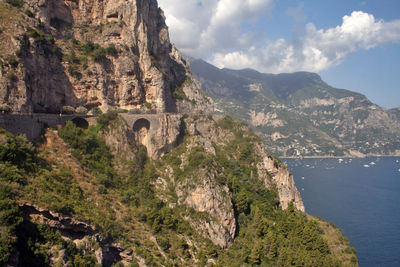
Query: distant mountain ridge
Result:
<box><xmin>190</xmin><ymin>58</ymin><xmax>400</xmax><ymax>157</ymax></box>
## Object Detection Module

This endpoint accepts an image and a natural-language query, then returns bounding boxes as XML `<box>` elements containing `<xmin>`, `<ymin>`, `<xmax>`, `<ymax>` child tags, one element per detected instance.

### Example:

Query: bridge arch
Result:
<box><xmin>71</xmin><ymin>117</ymin><xmax>89</xmax><ymax>129</ymax></box>
<box><xmin>132</xmin><ymin>118</ymin><xmax>150</xmax><ymax>145</ymax></box>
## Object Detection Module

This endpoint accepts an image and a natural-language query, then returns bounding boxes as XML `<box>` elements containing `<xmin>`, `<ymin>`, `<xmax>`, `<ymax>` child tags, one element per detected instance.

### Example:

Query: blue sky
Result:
<box><xmin>158</xmin><ymin>0</ymin><xmax>400</xmax><ymax>108</ymax></box>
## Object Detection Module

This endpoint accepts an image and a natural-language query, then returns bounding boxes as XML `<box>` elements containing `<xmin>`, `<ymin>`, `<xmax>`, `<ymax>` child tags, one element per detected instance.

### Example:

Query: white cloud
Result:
<box><xmin>158</xmin><ymin>0</ymin><xmax>274</xmax><ymax>58</ymax></box>
<box><xmin>213</xmin><ymin>11</ymin><xmax>400</xmax><ymax>73</ymax></box>
<box><xmin>158</xmin><ymin>0</ymin><xmax>400</xmax><ymax>73</ymax></box>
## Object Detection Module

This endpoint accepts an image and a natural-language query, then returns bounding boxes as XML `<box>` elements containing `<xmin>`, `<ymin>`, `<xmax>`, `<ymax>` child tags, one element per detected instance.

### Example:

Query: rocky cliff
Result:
<box><xmin>0</xmin><ymin>0</ymin><xmax>211</xmax><ymax>113</ymax></box>
<box><xmin>98</xmin><ymin>113</ymin><xmax>304</xmax><ymax>248</ymax></box>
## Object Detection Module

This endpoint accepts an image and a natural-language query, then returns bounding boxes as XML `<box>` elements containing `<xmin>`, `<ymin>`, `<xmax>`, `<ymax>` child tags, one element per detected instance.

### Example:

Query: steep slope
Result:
<box><xmin>190</xmin><ymin>58</ymin><xmax>400</xmax><ymax>157</ymax></box>
<box><xmin>0</xmin><ymin>114</ymin><xmax>357</xmax><ymax>266</ymax></box>
<box><xmin>0</xmin><ymin>0</ymin><xmax>211</xmax><ymax>113</ymax></box>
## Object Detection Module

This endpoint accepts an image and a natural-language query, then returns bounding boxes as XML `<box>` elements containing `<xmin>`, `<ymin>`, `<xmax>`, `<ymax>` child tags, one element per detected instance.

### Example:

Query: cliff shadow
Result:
<box><xmin>20</xmin><ymin>35</ymin><xmax>80</xmax><ymax>113</ymax></box>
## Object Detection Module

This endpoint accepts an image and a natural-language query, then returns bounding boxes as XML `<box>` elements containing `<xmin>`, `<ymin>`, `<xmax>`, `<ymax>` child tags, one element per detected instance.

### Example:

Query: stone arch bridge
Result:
<box><xmin>0</xmin><ymin>113</ymin><xmax>184</xmax><ymax>159</ymax></box>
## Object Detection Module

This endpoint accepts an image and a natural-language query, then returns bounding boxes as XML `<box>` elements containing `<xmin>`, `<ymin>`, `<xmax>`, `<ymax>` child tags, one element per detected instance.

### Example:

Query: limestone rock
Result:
<box><xmin>1</xmin><ymin>0</ymin><xmax>212</xmax><ymax>114</ymax></box>
<box><xmin>176</xmin><ymin>169</ymin><xmax>236</xmax><ymax>248</ymax></box>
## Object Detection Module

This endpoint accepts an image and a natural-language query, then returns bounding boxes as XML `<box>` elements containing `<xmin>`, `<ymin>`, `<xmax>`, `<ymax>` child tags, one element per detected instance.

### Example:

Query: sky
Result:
<box><xmin>157</xmin><ymin>0</ymin><xmax>400</xmax><ymax>109</ymax></box>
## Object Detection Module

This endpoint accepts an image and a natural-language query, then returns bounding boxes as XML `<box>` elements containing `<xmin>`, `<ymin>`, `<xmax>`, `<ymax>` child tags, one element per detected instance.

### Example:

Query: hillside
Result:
<box><xmin>190</xmin><ymin>58</ymin><xmax>400</xmax><ymax>157</ymax></box>
<box><xmin>0</xmin><ymin>114</ymin><xmax>357</xmax><ymax>266</ymax></box>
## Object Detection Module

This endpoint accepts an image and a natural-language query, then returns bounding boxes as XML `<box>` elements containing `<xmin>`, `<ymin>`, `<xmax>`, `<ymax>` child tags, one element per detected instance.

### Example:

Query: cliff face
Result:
<box><xmin>0</xmin><ymin>0</ymin><xmax>211</xmax><ymax>113</ymax></box>
<box><xmin>94</xmin><ymin>113</ymin><xmax>304</xmax><ymax>248</ymax></box>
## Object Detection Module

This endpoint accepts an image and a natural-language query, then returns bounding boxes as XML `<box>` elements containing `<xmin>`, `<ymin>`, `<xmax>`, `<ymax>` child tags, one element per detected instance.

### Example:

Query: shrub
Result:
<box><xmin>61</xmin><ymin>106</ymin><xmax>75</xmax><ymax>114</ymax></box>
<box><xmin>81</xmin><ymin>41</ymin><xmax>107</xmax><ymax>62</ymax></box>
<box><xmin>75</xmin><ymin>106</ymin><xmax>88</xmax><ymax>115</ymax></box>
<box><xmin>172</xmin><ymin>78</ymin><xmax>191</xmax><ymax>100</ymax></box>
<box><xmin>6</xmin><ymin>72</ymin><xmax>18</xmax><ymax>83</ymax></box>
<box><xmin>91</xmin><ymin>107</ymin><xmax>102</xmax><ymax>116</ymax></box>
<box><xmin>0</xmin><ymin>129</ymin><xmax>37</xmax><ymax>171</ymax></box>
<box><xmin>96</xmin><ymin>110</ymin><xmax>118</xmax><ymax>129</ymax></box>
<box><xmin>158</xmin><ymin>237</ymin><xmax>170</xmax><ymax>252</ymax></box>
<box><xmin>114</xmin><ymin>108</ymin><xmax>128</xmax><ymax>113</ymax></box>
<box><xmin>106</xmin><ymin>44</ymin><xmax>118</xmax><ymax>57</ymax></box>
<box><xmin>6</xmin><ymin>0</ymin><xmax>24</xmax><ymax>8</ymax></box>
<box><xmin>67</xmin><ymin>64</ymin><xmax>82</xmax><ymax>79</ymax></box>
<box><xmin>7</xmin><ymin>55</ymin><xmax>19</xmax><ymax>69</ymax></box>
<box><xmin>91</xmin><ymin>47</ymin><xmax>106</xmax><ymax>62</ymax></box>
<box><xmin>24</xmin><ymin>9</ymin><xmax>34</xmax><ymax>18</ymax></box>
<box><xmin>58</xmin><ymin>121</ymin><xmax>117</xmax><ymax>189</ymax></box>
<box><xmin>216</xmin><ymin>116</ymin><xmax>235</xmax><ymax>130</ymax></box>
<box><xmin>128</xmin><ymin>109</ymin><xmax>140</xmax><ymax>114</ymax></box>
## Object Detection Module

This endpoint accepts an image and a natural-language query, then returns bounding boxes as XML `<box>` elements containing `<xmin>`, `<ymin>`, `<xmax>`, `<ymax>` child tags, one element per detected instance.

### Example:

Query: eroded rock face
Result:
<box><xmin>176</xmin><ymin>169</ymin><xmax>236</xmax><ymax>248</ymax></box>
<box><xmin>188</xmin><ymin>115</ymin><xmax>305</xmax><ymax>212</ymax></box>
<box><xmin>18</xmin><ymin>202</ymin><xmax>129</xmax><ymax>267</ymax></box>
<box><xmin>1</xmin><ymin>0</ymin><xmax>212</xmax><ymax>113</ymax></box>
<box><xmin>260</xmin><ymin>155</ymin><xmax>305</xmax><ymax>212</ymax></box>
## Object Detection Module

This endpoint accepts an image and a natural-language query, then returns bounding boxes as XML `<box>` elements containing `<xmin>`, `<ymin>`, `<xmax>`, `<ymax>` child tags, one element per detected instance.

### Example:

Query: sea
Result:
<box><xmin>284</xmin><ymin>157</ymin><xmax>400</xmax><ymax>267</ymax></box>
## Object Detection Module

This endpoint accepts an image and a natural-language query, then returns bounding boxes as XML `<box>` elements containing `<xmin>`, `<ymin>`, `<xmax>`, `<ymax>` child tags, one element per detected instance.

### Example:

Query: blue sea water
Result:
<box><xmin>284</xmin><ymin>157</ymin><xmax>400</xmax><ymax>267</ymax></box>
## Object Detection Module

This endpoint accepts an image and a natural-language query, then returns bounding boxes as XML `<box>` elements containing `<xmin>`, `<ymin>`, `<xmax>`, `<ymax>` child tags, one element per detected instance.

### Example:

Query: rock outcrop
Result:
<box><xmin>99</xmin><ymin>113</ymin><xmax>184</xmax><ymax>160</ymax></box>
<box><xmin>260</xmin><ymin>155</ymin><xmax>305</xmax><ymax>212</ymax></box>
<box><xmin>0</xmin><ymin>0</ymin><xmax>212</xmax><ymax>114</ymax></box>
<box><xmin>185</xmin><ymin>115</ymin><xmax>305</xmax><ymax>212</ymax></box>
<box><xmin>176</xmin><ymin>168</ymin><xmax>236</xmax><ymax>248</ymax></box>
<box><xmin>18</xmin><ymin>202</ymin><xmax>130</xmax><ymax>267</ymax></box>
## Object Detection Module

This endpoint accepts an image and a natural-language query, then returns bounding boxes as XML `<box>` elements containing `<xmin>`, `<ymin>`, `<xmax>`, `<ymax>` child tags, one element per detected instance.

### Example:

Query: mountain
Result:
<box><xmin>389</xmin><ymin>107</ymin><xmax>400</xmax><ymax>120</ymax></box>
<box><xmin>190</xmin><ymin>58</ymin><xmax>400</xmax><ymax>157</ymax></box>
<box><xmin>0</xmin><ymin>0</ymin><xmax>211</xmax><ymax>114</ymax></box>
<box><xmin>0</xmin><ymin>0</ymin><xmax>357</xmax><ymax>266</ymax></box>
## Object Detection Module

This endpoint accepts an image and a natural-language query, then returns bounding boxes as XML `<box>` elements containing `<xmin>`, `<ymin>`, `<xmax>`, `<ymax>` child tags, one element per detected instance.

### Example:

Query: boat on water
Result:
<box><xmin>363</xmin><ymin>164</ymin><xmax>370</xmax><ymax>168</ymax></box>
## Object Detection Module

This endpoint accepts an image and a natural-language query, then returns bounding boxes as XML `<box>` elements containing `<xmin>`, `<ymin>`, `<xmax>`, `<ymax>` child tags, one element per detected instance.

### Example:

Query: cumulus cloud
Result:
<box><xmin>158</xmin><ymin>0</ymin><xmax>274</xmax><ymax>58</ymax></box>
<box><xmin>213</xmin><ymin>11</ymin><xmax>400</xmax><ymax>73</ymax></box>
<box><xmin>158</xmin><ymin>0</ymin><xmax>400</xmax><ymax>73</ymax></box>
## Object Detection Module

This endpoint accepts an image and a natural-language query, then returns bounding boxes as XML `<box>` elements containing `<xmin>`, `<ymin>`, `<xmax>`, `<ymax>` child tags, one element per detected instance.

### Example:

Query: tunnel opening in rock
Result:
<box><xmin>71</xmin><ymin>117</ymin><xmax>89</xmax><ymax>129</ymax></box>
<box><xmin>132</xmin><ymin>118</ymin><xmax>150</xmax><ymax>145</ymax></box>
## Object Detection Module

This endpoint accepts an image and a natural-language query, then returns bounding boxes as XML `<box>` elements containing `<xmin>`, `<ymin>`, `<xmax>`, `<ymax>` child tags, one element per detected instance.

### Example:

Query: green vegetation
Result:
<box><xmin>96</xmin><ymin>109</ymin><xmax>119</xmax><ymax>130</ymax></box>
<box><xmin>0</xmin><ymin>130</ymin><xmax>98</xmax><ymax>266</ymax></box>
<box><xmin>26</xmin><ymin>27</ymin><xmax>61</xmax><ymax>57</ymax></box>
<box><xmin>91</xmin><ymin>106</ymin><xmax>103</xmax><ymax>116</ymax></box>
<box><xmin>106</xmin><ymin>44</ymin><xmax>119</xmax><ymax>57</ymax></box>
<box><xmin>81</xmin><ymin>41</ymin><xmax>107</xmax><ymax>62</ymax></box>
<box><xmin>6</xmin><ymin>72</ymin><xmax>17</xmax><ymax>82</ymax></box>
<box><xmin>0</xmin><ymin>115</ymin><xmax>357</xmax><ymax>266</ymax></box>
<box><xmin>75</xmin><ymin>106</ymin><xmax>88</xmax><ymax>115</ymax></box>
<box><xmin>172</xmin><ymin>77</ymin><xmax>191</xmax><ymax>100</ymax></box>
<box><xmin>61</xmin><ymin>105</ymin><xmax>75</xmax><ymax>114</ymax></box>
<box><xmin>61</xmin><ymin>39</ymin><xmax>116</xmax><ymax>78</ymax></box>
<box><xmin>7</xmin><ymin>54</ymin><xmax>19</xmax><ymax>68</ymax></box>
<box><xmin>6</xmin><ymin>0</ymin><xmax>24</xmax><ymax>8</ymax></box>
<box><xmin>58</xmin><ymin>121</ymin><xmax>118</xmax><ymax>189</ymax></box>
<box><xmin>24</xmin><ymin>9</ymin><xmax>34</xmax><ymax>18</ymax></box>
